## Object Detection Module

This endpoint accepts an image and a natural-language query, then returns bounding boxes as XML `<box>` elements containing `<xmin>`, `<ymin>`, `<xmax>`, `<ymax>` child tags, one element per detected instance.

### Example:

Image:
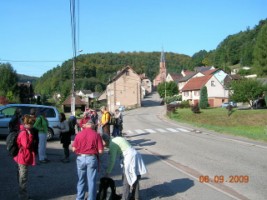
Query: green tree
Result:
<box><xmin>157</xmin><ymin>81</ymin><xmax>179</xmax><ymax>99</ymax></box>
<box><xmin>230</xmin><ymin>79</ymin><xmax>265</xmax><ymax>107</ymax></box>
<box><xmin>0</xmin><ymin>63</ymin><xmax>19</xmax><ymax>97</ymax></box>
<box><xmin>95</xmin><ymin>84</ymin><xmax>103</xmax><ymax>92</ymax></box>
<box><xmin>199</xmin><ymin>86</ymin><xmax>208</xmax><ymax>109</ymax></box>
<box><xmin>253</xmin><ymin>24</ymin><xmax>267</xmax><ymax>76</ymax></box>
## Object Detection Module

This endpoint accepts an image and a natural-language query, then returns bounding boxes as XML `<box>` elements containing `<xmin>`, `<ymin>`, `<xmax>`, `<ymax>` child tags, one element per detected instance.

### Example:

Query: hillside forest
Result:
<box><xmin>1</xmin><ymin>19</ymin><xmax>267</xmax><ymax>103</ymax></box>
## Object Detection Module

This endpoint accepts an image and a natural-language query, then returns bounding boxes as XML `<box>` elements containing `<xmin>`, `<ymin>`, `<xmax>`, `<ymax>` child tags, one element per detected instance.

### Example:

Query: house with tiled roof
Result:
<box><xmin>62</xmin><ymin>95</ymin><xmax>86</xmax><ymax>113</ymax></box>
<box><xmin>166</xmin><ymin>73</ymin><xmax>183</xmax><ymax>83</ymax></box>
<box><xmin>181</xmin><ymin>74</ymin><xmax>229</xmax><ymax>107</ymax></box>
<box><xmin>201</xmin><ymin>69</ymin><xmax>228</xmax><ymax>84</ymax></box>
<box><xmin>102</xmin><ymin>66</ymin><xmax>141</xmax><ymax>112</ymax></box>
<box><xmin>178</xmin><ymin>71</ymin><xmax>203</xmax><ymax>93</ymax></box>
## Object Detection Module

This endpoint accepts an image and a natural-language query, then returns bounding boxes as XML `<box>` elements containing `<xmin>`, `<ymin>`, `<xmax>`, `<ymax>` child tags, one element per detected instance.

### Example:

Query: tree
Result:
<box><xmin>157</xmin><ymin>81</ymin><xmax>179</xmax><ymax>99</ymax></box>
<box><xmin>230</xmin><ymin>78</ymin><xmax>265</xmax><ymax>107</ymax></box>
<box><xmin>253</xmin><ymin>24</ymin><xmax>267</xmax><ymax>76</ymax></box>
<box><xmin>199</xmin><ymin>86</ymin><xmax>208</xmax><ymax>109</ymax></box>
<box><xmin>0</xmin><ymin>63</ymin><xmax>19</xmax><ymax>97</ymax></box>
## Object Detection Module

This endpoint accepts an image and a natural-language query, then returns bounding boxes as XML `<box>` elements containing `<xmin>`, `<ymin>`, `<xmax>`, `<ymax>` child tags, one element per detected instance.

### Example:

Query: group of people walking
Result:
<box><xmin>9</xmin><ymin>106</ymin><xmax>147</xmax><ymax>200</ymax></box>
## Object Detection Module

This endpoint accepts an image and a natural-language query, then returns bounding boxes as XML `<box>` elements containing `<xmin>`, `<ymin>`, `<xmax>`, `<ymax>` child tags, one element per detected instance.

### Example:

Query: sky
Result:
<box><xmin>1</xmin><ymin>0</ymin><xmax>267</xmax><ymax>77</ymax></box>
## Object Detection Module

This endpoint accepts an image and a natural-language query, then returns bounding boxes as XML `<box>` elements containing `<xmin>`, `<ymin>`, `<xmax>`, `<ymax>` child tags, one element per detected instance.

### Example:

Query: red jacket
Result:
<box><xmin>14</xmin><ymin>126</ymin><xmax>36</xmax><ymax>166</ymax></box>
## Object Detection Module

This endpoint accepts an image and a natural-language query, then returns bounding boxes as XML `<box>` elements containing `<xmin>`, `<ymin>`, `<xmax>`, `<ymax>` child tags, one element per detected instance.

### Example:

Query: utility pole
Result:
<box><xmin>69</xmin><ymin>0</ymin><xmax>78</xmax><ymax>116</ymax></box>
<box><xmin>71</xmin><ymin>57</ymin><xmax>76</xmax><ymax>115</ymax></box>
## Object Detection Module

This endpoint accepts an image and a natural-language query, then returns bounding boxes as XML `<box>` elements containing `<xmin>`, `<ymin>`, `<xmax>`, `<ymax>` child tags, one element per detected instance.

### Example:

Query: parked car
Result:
<box><xmin>118</xmin><ymin>105</ymin><xmax>125</xmax><ymax>112</ymax></box>
<box><xmin>221</xmin><ymin>101</ymin><xmax>237</xmax><ymax>108</ymax></box>
<box><xmin>0</xmin><ymin>104</ymin><xmax>61</xmax><ymax>140</ymax></box>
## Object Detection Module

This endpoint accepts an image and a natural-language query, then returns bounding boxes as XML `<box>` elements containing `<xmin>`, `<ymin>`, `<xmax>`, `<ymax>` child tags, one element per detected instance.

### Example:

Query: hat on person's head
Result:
<box><xmin>102</xmin><ymin>133</ymin><xmax>110</xmax><ymax>146</ymax></box>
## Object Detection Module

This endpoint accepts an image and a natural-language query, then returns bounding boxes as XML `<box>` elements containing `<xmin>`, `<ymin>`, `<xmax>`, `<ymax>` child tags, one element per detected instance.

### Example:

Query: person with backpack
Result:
<box><xmin>33</xmin><ymin>109</ymin><xmax>49</xmax><ymax>164</ymax></box>
<box><xmin>112</xmin><ymin>109</ymin><xmax>123</xmax><ymax>137</ymax></box>
<box><xmin>100</xmin><ymin>106</ymin><xmax>111</xmax><ymax>136</ymax></box>
<box><xmin>90</xmin><ymin>110</ymin><xmax>99</xmax><ymax>131</ymax></box>
<box><xmin>102</xmin><ymin>134</ymin><xmax>147</xmax><ymax>200</ymax></box>
<box><xmin>8</xmin><ymin>108</ymin><xmax>22</xmax><ymax>133</ymax></box>
<box><xmin>14</xmin><ymin>114</ymin><xmax>36</xmax><ymax>200</ymax></box>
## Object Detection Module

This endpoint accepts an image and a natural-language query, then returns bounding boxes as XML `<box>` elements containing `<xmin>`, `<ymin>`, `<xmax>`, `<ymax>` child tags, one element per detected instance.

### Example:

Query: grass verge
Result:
<box><xmin>168</xmin><ymin>108</ymin><xmax>267</xmax><ymax>142</ymax></box>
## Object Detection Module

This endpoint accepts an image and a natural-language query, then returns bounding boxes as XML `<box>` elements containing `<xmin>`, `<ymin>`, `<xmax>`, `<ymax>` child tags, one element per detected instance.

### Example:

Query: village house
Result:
<box><xmin>178</xmin><ymin>71</ymin><xmax>203</xmax><ymax>94</ymax></box>
<box><xmin>166</xmin><ymin>73</ymin><xmax>183</xmax><ymax>83</ymax></box>
<box><xmin>181</xmin><ymin>74</ymin><xmax>229</xmax><ymax>107</ymax></box>
<box><xmin>140</xmin><ymin>73</ymin><xmax>152</xmax><ymax>96</ymax></box>
<box><xmin>62</xmin><ymin>95</ymin><xmax>86</xmax><ymax>113</ymax></box>
<box><xmin>76</xmin><ymin>89</ymin><xmax>101</xmax><ymax>108</ymax></box>
<box><xmin>101</xmin><ymin>66</ymin><xmax>142</xmax><ymax>112</ymax></box>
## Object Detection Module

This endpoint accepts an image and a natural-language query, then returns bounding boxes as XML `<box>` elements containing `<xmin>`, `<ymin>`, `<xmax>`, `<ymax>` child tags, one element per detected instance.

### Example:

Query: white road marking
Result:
<box><xmin>144</xmin><ymin>129</ymin><xmax>156</xmax><ymax>133</ymax></box>
<box><xmin>155</xmin><ymin>128</ymin><xmax>167</xmax><ymax>133</ymax></box>
<box><xmin>166</xmin><ymin>128</ymin><xmax>179</xmax><ymax>132</ymax></box>
<box><xmin>135</xmin><ymin>129</ymin><xmax>146</xmax><ymax>134</ymax></box>
<box><xmin>177</xmin><ymin>128</ymin><xmax>190</xmax><ymax>132</ymax></box>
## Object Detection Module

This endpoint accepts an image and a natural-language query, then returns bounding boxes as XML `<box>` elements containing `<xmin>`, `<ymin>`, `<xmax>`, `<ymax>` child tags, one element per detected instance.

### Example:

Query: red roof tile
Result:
<box><xmin>182</xmin><ymin>75</ymin><xmax>212</xmax><ymax>91</ymax></box>
<box><xmin>201</xmin><ymin>69</ymin><xmax>219</xmax><ymax>75</ymax></box>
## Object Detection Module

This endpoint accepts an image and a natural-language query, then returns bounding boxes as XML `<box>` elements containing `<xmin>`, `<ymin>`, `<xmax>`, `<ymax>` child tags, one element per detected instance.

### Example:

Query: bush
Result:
<box><xmin>179</xmin><ymin>101</ymin><xmax>191</xmax><ymax>108</ymax></box>
<box><xmin>191</xmin><ymin>104</ymin><xmax>201</xmax><ymax>113</ymax></box>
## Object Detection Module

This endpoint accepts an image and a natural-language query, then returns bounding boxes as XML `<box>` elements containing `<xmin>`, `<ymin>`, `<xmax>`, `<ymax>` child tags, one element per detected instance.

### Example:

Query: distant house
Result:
<box><xmin>201</xmin><ymin>69</ymin><xmax>228</xmax><ymax>84</ymax></box>
<box><xmin>178</xmin><ymin>72</ymin><xmax>202</xmax><ymax>94</ymax></box>
<box><xmin>103</xmin><ymin>66</ymin><xmax>142</xmax><ymax>112</ymax></box>
<box><xmin>166</xmin><ymin>73</ymin><xmax>183</xmax><ymax>83</ymax></box>
<box><xmin>140</xmin><ymin>73</ymin><xmax>152</xmax><ymax>95</ymax></box>
<box><xmin>181</xmin><ymin>74</ymin><xmax>229</xmax><ymax>107</ymax></box>
<box><xmin>62</xmin><ymin>95</ymin><xmax>86</xmax><ymax>113</ymax></box>
<box><xmin>194</xmin><ymin>66</ymin><xmax>215</xmax><ymax>73</ymax></box>
<box><xmin>75</xmin><ymin>90</ymin><xmax>100</xmax><ymax>108</ymax></box>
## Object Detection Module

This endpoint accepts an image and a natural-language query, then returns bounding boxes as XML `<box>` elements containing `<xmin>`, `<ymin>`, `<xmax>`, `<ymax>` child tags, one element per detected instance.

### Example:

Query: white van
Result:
<box><xmin>0</xmin><ymin>104</ymin><xmax>61</xmax><ymax>140</ymax></box>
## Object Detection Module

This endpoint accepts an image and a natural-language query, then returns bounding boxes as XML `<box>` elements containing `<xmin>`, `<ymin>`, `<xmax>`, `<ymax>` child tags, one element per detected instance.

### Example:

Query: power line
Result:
<box><xmin>0</xmin><ymin>59</ymin><xmax>63</xmax><ymax>63</ymax></box>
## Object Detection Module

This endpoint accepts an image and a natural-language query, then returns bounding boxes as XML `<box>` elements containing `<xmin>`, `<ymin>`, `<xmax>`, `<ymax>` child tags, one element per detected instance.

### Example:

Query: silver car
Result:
<box><xmin>0</xmin><ymin>104</ymin><xmax>61</xmax><ymax>140</ymax></box>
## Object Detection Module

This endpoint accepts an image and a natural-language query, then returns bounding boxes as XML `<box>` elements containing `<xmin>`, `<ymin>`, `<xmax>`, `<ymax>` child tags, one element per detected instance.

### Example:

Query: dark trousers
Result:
<box><xmin>63</xmin><ymin>143</ymin><xmax>70</xmax><ymax>159</ymax></box>
<box><xmin>122</xmin><ymin>174</ymin><xmax>141</xmax><ymax>200</ymax></box>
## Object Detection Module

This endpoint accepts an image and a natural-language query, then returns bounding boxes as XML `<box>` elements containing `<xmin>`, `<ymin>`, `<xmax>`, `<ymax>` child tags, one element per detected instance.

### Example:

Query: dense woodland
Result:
<box><xmin>1</xmin><ymin>19</ymin><xmax>267</xmax><ymax>103</ymax></box>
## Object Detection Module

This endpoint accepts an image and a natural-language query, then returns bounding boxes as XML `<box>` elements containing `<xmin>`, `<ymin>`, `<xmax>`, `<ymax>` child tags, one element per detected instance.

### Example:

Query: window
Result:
<box><xmin>0</xmin><ymin>107</ymin><xmax>17</xmax><ymax>117</ymax></box>
<box><xmin>211</xmin><ymin>81</ymin><xmax>215</xmax><ymax>87</ymax></box>
<box><xmin>194</xmin><ymin>91</ymin><xmax>199</xmax><ymax>96</ymax></box>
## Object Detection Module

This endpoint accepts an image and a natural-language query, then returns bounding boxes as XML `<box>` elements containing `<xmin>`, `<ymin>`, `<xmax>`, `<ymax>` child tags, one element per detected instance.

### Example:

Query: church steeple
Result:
<box><xmin>160</xmin><ymin>49</ymin><xmax>166</xmax><ymax>82</ymax></box>
<box><xmin>160</xmin><ymin>48</ymin><xmax>165</xmax><ymax>63</ymax></box>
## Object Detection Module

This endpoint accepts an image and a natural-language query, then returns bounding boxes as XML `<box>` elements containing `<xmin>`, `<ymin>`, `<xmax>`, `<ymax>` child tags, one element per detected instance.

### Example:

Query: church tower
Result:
<box><xmin>159</xmin><ymin>49</ymin><xmax>167</xmax><ymax>82</ymax></box>
<box><xmin>153</xmin><ymin>49</ymin><xmax>167</xmax><ymax>87</ymax></box>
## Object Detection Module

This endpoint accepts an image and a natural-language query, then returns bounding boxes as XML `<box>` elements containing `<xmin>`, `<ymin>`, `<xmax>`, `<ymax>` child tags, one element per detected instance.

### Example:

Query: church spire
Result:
<box><xmin>160</xmin><ymin>48</ymin><xmax>165</xmax><ymax>63</ymax></box>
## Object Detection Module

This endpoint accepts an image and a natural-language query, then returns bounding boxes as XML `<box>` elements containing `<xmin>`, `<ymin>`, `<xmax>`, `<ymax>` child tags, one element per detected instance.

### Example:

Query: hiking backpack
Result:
<box><xmin>6</xmin><ymin>131</ymin><xmax>20</xmax><ymax>157</ymax></box>
<box><xmin>96</xmin><ymin>177</ymin><xmax>122</xmax><ymax>200</ymax></box>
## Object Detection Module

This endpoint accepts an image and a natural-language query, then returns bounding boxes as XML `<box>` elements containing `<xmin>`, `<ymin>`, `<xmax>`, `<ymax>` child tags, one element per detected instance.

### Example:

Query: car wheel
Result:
<box><xmin>47</xmin><ymin>128</ymin><xmax>54</xmax><ymax>141</ymax></box>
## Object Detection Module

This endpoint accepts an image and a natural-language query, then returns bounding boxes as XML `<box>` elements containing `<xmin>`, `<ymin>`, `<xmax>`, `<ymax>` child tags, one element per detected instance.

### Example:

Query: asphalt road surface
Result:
<box><xmin>1</xmin><ymin>92</ymin><xmax>267</xmax><ymax>200</ymax></box>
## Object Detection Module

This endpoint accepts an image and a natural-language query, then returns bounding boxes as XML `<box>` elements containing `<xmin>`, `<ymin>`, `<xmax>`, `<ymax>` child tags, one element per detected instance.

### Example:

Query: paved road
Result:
<box><xmin>123</xmin><ymin>92</ymin><xmax>267</xmax><ymax>200</ymax></box>
<box><xmin>1</xmin><ymin>92</ymin><xmax>267</xmax><ymax>199</ymax></box>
